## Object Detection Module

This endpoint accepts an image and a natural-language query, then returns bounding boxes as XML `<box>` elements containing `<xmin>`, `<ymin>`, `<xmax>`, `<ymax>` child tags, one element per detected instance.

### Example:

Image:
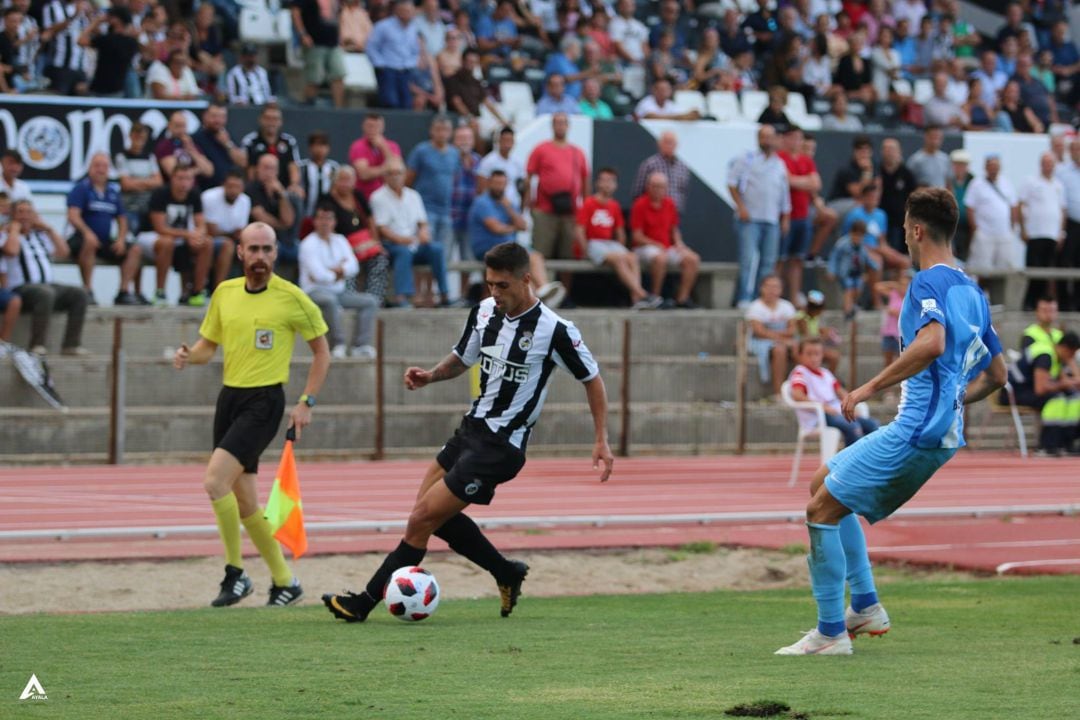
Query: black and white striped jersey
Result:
<box><xmin>452</xmin><ymin>297</ymin><xmax>599</xmax><ymax>450</ymax></box>
<box><xmin>42</xmin><ymin>0</ymin><xmax>86</xmax><ymax>71</ymax></box>
<box><xmin>298</xmin><ymin>158</ymin><xmax>340</xmax><ymax>218</ymax></box>
<box><xmin>0</xmin><ymin>228</ymin><xmax>55</xmax><ymax>287</ymax></box>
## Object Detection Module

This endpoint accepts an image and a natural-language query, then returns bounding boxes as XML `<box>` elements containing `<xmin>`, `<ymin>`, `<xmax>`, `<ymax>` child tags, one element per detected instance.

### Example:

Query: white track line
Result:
<box><xmin>996</xmin><ymin>559</ymin><xmax>1080</xmax><ymax>574</ymax></box>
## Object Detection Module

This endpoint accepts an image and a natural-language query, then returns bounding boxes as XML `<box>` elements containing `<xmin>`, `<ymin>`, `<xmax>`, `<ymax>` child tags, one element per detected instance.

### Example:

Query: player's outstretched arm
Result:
<box><xmin>584</xmin><ymin>376</ymin><xmax>614</xmax><ymax>482</ymax></box>
<box><xmin>173</xmin><ymin>338</ymin><xmax>218</xmax><ymax>369</ymax></box>
<box><xmin>842</xmin><ymin>322</ymin><xmax>946</xmax><ymax>420</ymax></box>
<box><xmin>405</xmin><ymin>353</ymin><xmax>468</xmax><ymax>390</ymax></box>
<box><xmin>964</xmin><ymin>353</ymin><xmax>1008</xmax><ymax>405</ymax></box>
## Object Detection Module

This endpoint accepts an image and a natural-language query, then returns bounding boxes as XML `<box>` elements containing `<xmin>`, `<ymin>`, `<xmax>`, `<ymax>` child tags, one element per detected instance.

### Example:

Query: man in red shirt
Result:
<box><xmin>526</xmin><ymin>113</ymin><xmax>590</xmax><ymax>261</ymax></box>
<box><xmin>777</xmin><ymin>125</ymin><xmax>821</xmax><ymax>304</ymax></box>
<box><xmin>630</xmin><ymin>172</ymin><xmax>701</xmax><ymax>308</ymax></box>
<box><xmin>348</xmin><ymin>114</ymin><xmax>402</xmax><ymax>200</ymax></box>
<box><xmin>576</xmin><ymin>167</ymin><xmax>661</xmax><ymax>309</ymax></box>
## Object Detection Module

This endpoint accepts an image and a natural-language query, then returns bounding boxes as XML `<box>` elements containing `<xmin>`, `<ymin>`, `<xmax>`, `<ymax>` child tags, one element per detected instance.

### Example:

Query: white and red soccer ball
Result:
<box><xmin>385</xmin><ymin>566</ymin><xmax>440</xmax><ymax>621</ymax></box>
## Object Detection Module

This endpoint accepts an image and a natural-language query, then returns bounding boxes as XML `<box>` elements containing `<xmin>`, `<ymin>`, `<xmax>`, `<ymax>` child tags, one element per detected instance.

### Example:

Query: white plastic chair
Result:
<box><xmin>913</xmin><ymin>78</ymin><xmax>933</xmax><ymax>105</ymax></box>
<box><xmin>674</xmin><ymin>90</ymin><xmax>707</xmax><ymax>116</ymax></box>
<box><xmin>891</xmin><ymin>78</ymin><xmax>913</xmax><ymax>98</ymax></box>
<box><xmin>785</xmin><ymin>92</ymin><xmax>808</xmax><ymax>122</ymax></box>
<box><xmin>499</xmin><ymin>81</ymin><xmax>536</xmax><ymax>126</ymax></box>
<box><xmin>343</xmin><ymin>53</ymin><xmax>377</xmax><ymax>93</ymax></box>
<box><xmin>706</xmin><ymin>90</ymin><xmax>740</xmax><ymax>122</ymax></box>
<box><xmin>781</xmin><ymin>380</ymin><xmax>869</xmax><ymax>487</ymax></box>
<box><xmin>797</xmin><ymin>113</ymin><xmax>823</xmax><ymax>130</ymax></box>
<box><xmin>739</xmin><ymin>90</ymin><xmax>769</xmax><ymax>122</ymax></box>
<box><xmin>239</xmin><ymin>7</ymin><xmax>277</xmax><ymax>43</ymax></box>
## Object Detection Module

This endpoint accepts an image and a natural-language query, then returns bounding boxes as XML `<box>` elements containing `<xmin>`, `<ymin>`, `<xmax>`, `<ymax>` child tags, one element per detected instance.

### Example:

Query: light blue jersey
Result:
<box><xmin>892</xmin><ymin>264</ymin><xmax>1002</xmax><ymax>449</ymax></box>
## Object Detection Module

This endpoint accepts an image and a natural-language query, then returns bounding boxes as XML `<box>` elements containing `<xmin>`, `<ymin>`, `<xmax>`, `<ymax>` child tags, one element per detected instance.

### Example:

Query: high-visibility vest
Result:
<box><xmin>1022</xmin><ymin>324</ymin><xmax>1063</xmax><ymax>379</ymax></box>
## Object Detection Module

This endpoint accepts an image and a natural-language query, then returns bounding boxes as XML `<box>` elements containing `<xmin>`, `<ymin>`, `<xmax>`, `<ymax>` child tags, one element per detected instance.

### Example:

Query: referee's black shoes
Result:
<box><xmin>267</xmin><ymin>580</ymin><xmax>304</xmax><ymax>607</ymax></box>
<box><xmin>322</xmin><ymin>590</ymin><xmax>374</xmax><ymax>622</ymax></box>
<box><xmin>498</xmin><ymin>560</ymin><xmax>530</xmax><ymax>618</ymax></box>
<box><xmin>211</xmin><ymin>564</ymin><xmax>254</xmax><ymax>607</ymax></box>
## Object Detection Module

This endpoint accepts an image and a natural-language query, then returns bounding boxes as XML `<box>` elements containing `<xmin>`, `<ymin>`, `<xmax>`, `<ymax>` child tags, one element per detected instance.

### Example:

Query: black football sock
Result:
<box><xmin>435</xmin><ymin>513</ymin><xmax>516</xmax><ymax>583</ymax></box>
<box><xmin>364</xmin><ymin>539</ymin><xmax>427</xmax><ymax>605</ymax></box>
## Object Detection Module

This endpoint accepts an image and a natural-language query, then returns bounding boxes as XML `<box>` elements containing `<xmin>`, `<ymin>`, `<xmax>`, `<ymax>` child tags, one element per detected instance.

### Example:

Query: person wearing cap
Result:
<box><xmin>964</xmin><ymin>154</ymin><xmax>1022</xmax><ymax>272</ymax></box>
<box><xmin>78</xmin><ymin>7</ymin><xmax>139</xmax><ymax>98</ymax></box>
<box><xmin>948</xmin><ymin>149</ymin><xmax>974</xmax><ymax>260</ymax></box>
<box><xmin>225</xmin><ymin>43</ymin><xmax>275</xmax><ymax>106</ymax></box>
<box><xmin>796</xmin><ymin>290</ymin><xmax>841</xmax><ymax>373</ymax></box>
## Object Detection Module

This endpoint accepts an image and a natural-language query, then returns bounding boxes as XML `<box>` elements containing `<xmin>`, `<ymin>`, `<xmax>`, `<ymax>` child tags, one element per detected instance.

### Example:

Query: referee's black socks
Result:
<box><xmin>364</xmin><ymin>539</ymin><xmax>427</xmax><ymax>609</ymax></box>
<box><xmin>435</xmin><ymin>513</ymin><xmax>517</xmax><ymax>585</ymax></box>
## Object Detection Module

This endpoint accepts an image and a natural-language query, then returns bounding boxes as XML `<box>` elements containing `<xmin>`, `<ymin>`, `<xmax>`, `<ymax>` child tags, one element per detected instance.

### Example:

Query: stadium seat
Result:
<box><xmin>706</xmin><ymin>91</ymin><xmax>740</xmax><ymax>122</ymax></box>
<box><xmin>343</xmin><ymin>53</ymin><xmax>377</xmax><ymax>94</ymax></box>
<box><xmin>781</xmin><ymin>379</ymin><xmax>849</xmax><ymax>487</ymax></box>
<box><xmin>797</xmin><ymin>114</ymin><xmax>823</xmax><ymax>131</ymax></box>
<box><xmin>784</xmin><ymin>92</ymin><xmax>808</xmax><ymax>124</ymax></box>
<box><xmin>892</xmin><ymin>78</ymin><xmax>913</xmax><ymax>98</ymax></box>
<box><xmin>739</xmin><ymin>90</ymin><xmax>768</xmax><ymax>123</ymax></box>
<box><xmin>239</xmin><ymin>7</ymin><xmax>277</xmax><ymax>43</ymax></box>
<box><xmin>499</xmin><ymin>81</ymin><xmax>536</xmax><ymax>126</ymax></box>
<box><xmin>674</xmin><ymin>90</ymin><xmax>707</xmax><ymax>117</ymax></box>
<box><xmin>487</xmin><ymin>65</ymin><xmax>513</xmax><ymax>87</ymax></box>
<box><xmin>913</xmin><ymin>78</ymin><xmax>933</xmax><ymax>105</ymax></box>
<box><xmin>523</xmin><ymin>67</ymin><xmax>546</xmax><ymax>99</ymax></box>
<box><xmin>621</xmin><ymin>64</ymin><xmax>647</xmax><ymax>99</ymax></box>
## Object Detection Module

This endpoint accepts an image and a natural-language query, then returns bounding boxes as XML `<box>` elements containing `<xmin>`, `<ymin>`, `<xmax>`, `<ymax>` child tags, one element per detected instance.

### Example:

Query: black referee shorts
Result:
<box><xmin>437</xmin><ymin>418</ymin><xmax>526</xmax><ymax>505</ymax></box>
<box><xmin>213</xmin><ymin>384</ymin><xmax>286</xmax><ymax>473</ymax></box>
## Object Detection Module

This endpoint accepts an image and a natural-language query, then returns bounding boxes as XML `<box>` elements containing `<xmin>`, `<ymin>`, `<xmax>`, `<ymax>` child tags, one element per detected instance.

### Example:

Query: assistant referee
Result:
<box><xmin>174</xmin><ymin>221</ymin><xmax>330</xmax><ymax>608</ymax></box>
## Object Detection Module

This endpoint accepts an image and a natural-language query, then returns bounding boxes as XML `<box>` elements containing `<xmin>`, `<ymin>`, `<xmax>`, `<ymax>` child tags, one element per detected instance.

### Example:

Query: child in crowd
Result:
<box><xmin>796</xmin><ymin>289</ymin><xmax>841</xmax><ymax>373</ymax></box>
<box><xmin>874</xmin><ymin>272</ymin><xmax>911</xmax><ymax>368</ymax></box>
<box><xmin>788</xmin><ymin>337</ymin><xmax>879</xmax><ymax>448</ymax></box>
<box><xmin>828</xmin><ymin>219</ymin><xmax>879</xmax><ymax>320</ymax></box>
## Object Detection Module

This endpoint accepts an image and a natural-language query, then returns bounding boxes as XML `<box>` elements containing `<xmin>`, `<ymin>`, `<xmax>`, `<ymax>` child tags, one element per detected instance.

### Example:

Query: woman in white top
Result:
<box><xmin>802</xmin><ymin>33</ymin><xmax>834</xmax><ymax>100</ymax></box>
<box><xmin>146</xmin><ymin>50</ymin><xmax>202</xmax><ymax>100</ymax></box>
<box><xmin>745</xmin><ymin>275</ymin><xmax>798</xmax><ymax>400</ymax></box>
<box><xmin>870</xmin><ymin>25</ymin><xmax>901</xmax><ymax>102</ymax></box>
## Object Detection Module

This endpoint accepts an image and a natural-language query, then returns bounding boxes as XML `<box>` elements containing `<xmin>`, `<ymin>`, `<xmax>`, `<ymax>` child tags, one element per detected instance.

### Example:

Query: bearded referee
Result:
<box><xmin>323</xmin><ymin>242</ymin><xmax>614</xmax><ymax>623</ymax></box>
<box><xmin>174</xmin><ymin>221</ymin><xmax>330</xmax><ymax>607</ymax></box>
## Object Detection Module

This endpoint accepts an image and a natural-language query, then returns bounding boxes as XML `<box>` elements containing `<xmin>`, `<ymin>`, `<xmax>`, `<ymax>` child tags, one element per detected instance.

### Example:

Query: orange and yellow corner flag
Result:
<box><xmin>264</xmin><ymin>430</ymin><xmax>307</xmax><ymax>558</ymax></box>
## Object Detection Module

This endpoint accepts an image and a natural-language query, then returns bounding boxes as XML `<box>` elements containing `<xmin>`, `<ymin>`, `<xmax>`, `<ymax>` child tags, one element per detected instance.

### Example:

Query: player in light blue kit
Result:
<box><xmin>776</xmin><ymin>188</ymin><xmax>1009</xmax><ymax>656</ymax></box>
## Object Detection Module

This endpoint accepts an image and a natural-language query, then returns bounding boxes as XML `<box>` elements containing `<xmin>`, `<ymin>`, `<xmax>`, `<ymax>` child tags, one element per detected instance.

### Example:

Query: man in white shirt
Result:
<box><xmin>477</xmin><ymin>126</ymin><xmax>525</xmax><ymax>211</ymax></box>
<box><xmin>370</xmin><ymin>157</ymin><xmax>451</xmax><ymax>307</ymax></box>
<box><xmin>201</xmin><ymin>169</ymin><xmax>252</xmax><ymax>289</ymax></box>
<box><xmin>609</xmin><ymin>0</ymin><xmax>649</xmax><ymax>65</ymax></box>
<box><xmin>965</xmin><ymin>154</ymin><xmax>1022</xmax><ymax>272</ymax></box>
<box><xmin>1057</xmin><ymin>138</ymin><xmax>1080</xmax><ymax>311</ymax></box>
<box><xmin>634</xmin><ymin>78</ymin><xmax>700</xmax><ymax>121</ymax></box>
<box><xmin>0</xmin><ymin>150</ymin><xmax>32</xmax><ymax>202</ymax></box>
<box><xmin>1019</xmin><ymin>152</ymin><xmax>1066</xmax><ymax>309</ymax></box>
<box><xmin>300</xmin><ymin>203</ymin><xmax>378</xmax><ymax>358</ymax></box>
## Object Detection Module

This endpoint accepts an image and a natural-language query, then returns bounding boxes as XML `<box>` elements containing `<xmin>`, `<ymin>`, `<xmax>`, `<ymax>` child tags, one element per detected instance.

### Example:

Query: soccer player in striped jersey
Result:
<box><xmin>776</xmin><ymin>188</ymin><xmax>1008</xmax><ymax>656</ymax></box>
<box><xmin>324</xmin><ymin>242</ymin><xmax>614</xmax><ymax>622</ymax></box>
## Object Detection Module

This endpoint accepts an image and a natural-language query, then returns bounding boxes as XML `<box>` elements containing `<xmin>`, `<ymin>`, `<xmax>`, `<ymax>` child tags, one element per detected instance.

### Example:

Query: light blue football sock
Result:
<box><xmin>807</xmin><ymin>522</ymin><xmax>847</xmax><ymax>637</ymax></box>
<box><xmin>838</xmin><ymin>513</ymin><xmax>879</xmax><ymax>611</ymax></box>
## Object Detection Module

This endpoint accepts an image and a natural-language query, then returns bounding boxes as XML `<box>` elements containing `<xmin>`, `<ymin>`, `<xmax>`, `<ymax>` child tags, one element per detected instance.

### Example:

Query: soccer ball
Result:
<box><xmin>384</xmin><ymin>566</ymin><xmax>440</xmax><ymax>621</ymax></box>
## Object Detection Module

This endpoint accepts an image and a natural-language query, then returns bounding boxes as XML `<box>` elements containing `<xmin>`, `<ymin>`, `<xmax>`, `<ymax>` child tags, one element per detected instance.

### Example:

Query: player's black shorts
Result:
<box><xmin>437</xmin><ymin>417</ymin><xmax>526</xmax><ymax>505</ymax></box>
<box><xmin>213</xmin><ymin>384</ymin><xmax>286</xmax><ymax>473</ymax></box>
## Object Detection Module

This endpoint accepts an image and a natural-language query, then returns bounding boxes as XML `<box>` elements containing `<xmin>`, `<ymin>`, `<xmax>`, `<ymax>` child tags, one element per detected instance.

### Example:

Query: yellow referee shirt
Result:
<box><xmin>199</xmin><ymin>275</ymin><xmax>329</xmax><ymax>388</ymax></box>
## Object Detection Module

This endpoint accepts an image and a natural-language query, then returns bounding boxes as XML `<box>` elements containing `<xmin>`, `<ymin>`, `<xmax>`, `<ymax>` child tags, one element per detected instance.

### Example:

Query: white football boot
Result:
<box><xmin>775</xmin><ymin>629</ymin><xmax>853</xmax><ymax>656</ymax></box>
<box><xmin>845</xmin><ymin>603</ymin><xmax>891</xmax><ymax>638</ymax></box>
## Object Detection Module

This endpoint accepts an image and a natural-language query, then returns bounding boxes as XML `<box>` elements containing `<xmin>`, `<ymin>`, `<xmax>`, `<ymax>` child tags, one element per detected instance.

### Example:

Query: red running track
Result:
<box><xmin>1</xmin><ymin>453</ymin><xmax>1078</xmax><ymax>574</ymax></box>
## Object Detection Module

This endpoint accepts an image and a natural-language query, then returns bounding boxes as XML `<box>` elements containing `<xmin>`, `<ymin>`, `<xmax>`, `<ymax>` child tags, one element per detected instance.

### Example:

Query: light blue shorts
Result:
<box><xmin>825</xmin><ymin>425</ymin><xmax>956</xmax><ymax>524</ymax></box>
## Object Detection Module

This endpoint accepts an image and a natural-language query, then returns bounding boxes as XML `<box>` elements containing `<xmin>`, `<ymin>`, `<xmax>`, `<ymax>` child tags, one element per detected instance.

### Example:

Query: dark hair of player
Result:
<box><xmin>905</xmin><ymin>187</ymin><xmax>959</xmax><ymax>245</ymax></box>
<box><xmin>484</xmin><ymin>242</ymin><xmax>531</xmax><ymax>277</ymax></box>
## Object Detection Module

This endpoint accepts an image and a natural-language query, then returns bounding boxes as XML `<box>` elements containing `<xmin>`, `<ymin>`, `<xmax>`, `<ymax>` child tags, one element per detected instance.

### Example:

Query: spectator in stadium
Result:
<box><xmin>907</xmin><ymin>126</ymin><xmax>949</xmax><ymax>190</ymax></box>
<box><xmin>789</xmin><ymin>336</ymin><xmax>879</xmax><ymax>446</ymax></box>
<box><xmin>998</xmin><ymin>35</ymin><xmax>1020</xmax><ymax>77</ymax></box>
<box><xmin>828</xmin><ymin>219</ymin><xmax>879</xmax><ymax>318</ymax></box>
<box><xmin>66</xmin><ymin>153</ymin><xmax>141</xmax><ymax>305</ymax></box>
<box><xmin>450</xmin><ymin>8</ymin><xmax>476</xmax><ymax>51</ymax></box>
<box><xmin>609</xmin><ymin>0</ymin><xmax>648</xmax><ymax>67</ymax></box>
<box><xmin>966</xmin><ymin>154</ymin><xmax>1023</xmax><ymax>273</ymax></box>
<box><xmin>757</xmin><ymin>86</ymin><xmax>792</xmax><ymax>126</ymax></box>
<box><xmin>0</xmin><ymin>150</ymin><xmax>30</xmax><ymax>203</ymax></box>
<box><xmin>146</xmin><ymin>51</ymin><xmax>202</xmax><ymax>100</ymax></box>
<box><xmin>923</xmin><ymin>72</ymin><xmax>968</xmax><ymax>130</ymax></box>
<box><xmin>635</xmin><ymin>76</ymin><xmax>699</xmax><ymax>121</ymax></box>
<box><xmin>728</xmin><ymin>125</ymin><xmax>791</xmax><ymax>308</ymax></box>
<box><xmin>407</xmin><ymin>115</ymin><xmax>459</xmax><ymax>269</ymax></box>
<box><xmin>340</xmin><ymin>0</ymin><xmax>373</xmax><ymax>52</ymax></box>
<box><xmin>973</xmin><ymin>49</ymin><xmax>1008</xmax><ymax>106</ymax></box>
<box><xmin>577</xmin><ymin>167</ymin><xmax>660</xmax><ymax>310</ymax></box>
<box><xmin>114</xmin><ymin>123</ymin><xmax>162</xmax><ymax>235</ymax></box>
<box><xmin>821</xmin><ymin>94</ymin><xmax>864</xmax><ymax>131</ymax></box>
<box><xmin>893</xmin><ymin>0</ymin><xmax>927</xmax><ymax>29</ymax></box>
<box><xmin>415</xmin><ymin>0</ymin><xmax>446</xmax><ymax>58</ymax></box>
<box><xmin>795</xmin><ymin>290</ymin><xmax>841</xmax><ymax>373</ymax></box>
<box><xmin>870</xmin><ymin>27</ymin><xmax>901</xmax><ymax>105</ymax></box>
<box><xmin>1048</xmin><ymin>20</ymin><xmax>1079</xmax><ymax>100</ymax></box>
<box><xmin>578</xmin><ymin>39</ymin><xmax>623</xmax><ymax>101</ymax></box>
<box><xmin>0</xmin><ymin>277</ymin><xmax>20</xmax><ymax>346</ymax></box>
<box><xmin>834</xmin><ymin>31</ymin><xmax>876</xmax><ymax>104</ymax></box>
<box><xmin>719</xmin><ymin>7</ymin><xmax>752</xmax><ymax>59</ymax></box>
<box><xmin>877</xmin><ymin>137</ymin><xmax>916</xmax><ymax>253</ymax></box>
<box><xmin>537</xmin><ymin>73</ymin><xmax>582</xmax><ymax>115</ymax></box>
<box><xmin>801</xmin><ymin>133</ymin><xmax>839</xmax><ymax>267</ymax></box>
<box><xmin>136</xmin><ymin>163</ymin><xmax>211</xmax><ymax>306</ymax></box>
<box><xmin>154</xmin><ymin>110</ymin><xmax>214</xmax><ymax>182</ymax></box>
<box><xmin>300</xmin><ymin>203</ymin><xmax>379</xmax><ymax>359</ymax></box>
<box><xmin>0</xmin><ymin>9</ymin><xmax>23</xmax><ymax>94</ymax></box>
<box><xmin>997</xmin><ymin>2</ymin><xmax>1037</xmax><ymax>50</ymax></box>
<box><xmin>1019</xmin><ymin>152</ymin><xmax>1067</xmax><ymax>309</ymax></box>
<box><xmin>1059</xmin><ymin>139</ymin><xmax>1080</xmax><ymax>311</ymax></box>
<box><xmin>477</xmin><ymin>126</ymin><xmax>525</xmax><ymax>211</ymax></box>
<box><xmin>742</xmin><ymin>0</ymin><xmax>777</xmax><ymax>57</ymax></box>
<box><xmin>801</xmin><ymin>33</ymin><xmax>833</xmax><ymax>99</ymax></box>
<box><xmin>579</xmin><ymin>77</ymin><xmax>615</xmax><ymax>119</ymax></box>
<box><xmin>467</xmin><ymin>169</ymin><xmax>565</xmax><ymax>307</ymax></box>
<box><xmin>77</xmin><ymin>7</ymin><xmax>138</xmax><ymax>98</ymax></box>
<box><xmin>948</xmin><ymin>149</ymin><xmax>975</xmax><ymax>260</ymax></box>
<box><xmin>248</xmin><ymin>154</ymin><xmax>297</xmax><ymax>264</ymax></box>
<box><xmin>778</xmin><ymin>125</ymin><xmax>819</xmax><ymax>305</ymax></box>
<box><xmin>444</xmin><ymin>48</ymin><xmax>509</xmax><ymax>130</ymax></box>
<box><xmin>370</xmin><ymin>157</ymin><xmax>451</xmax><ymax>308</ymax></box>
<box><xmin>298</xmin><ymin>131</ymin><xmax>340</xmax><ymax>221</ymax></box>
<box><xmin>691</xmin><ymin>27</ymin><xmax>732</xmax><ymax>93</ymax></box>
<box><xmin>963</xmin><ymin>77</ymin><xmax>1006</xmax><ymax>132</ymax></box>
<box><xmin>241</xmin><ymin>105</ymin><xmax>303</xmax><ymax>201</ymax></box>
<box><xmin>41</xmin><ymin>0</ymin><xmax>90</xmax><ymax>96</ymax></box>
<box><xmin>192</xmin><ymin>104</ymin><xmax>248</xmax><ymax>192</ymax></box>
<box><xmin>200</xmin><ymin>169</ymin><xmax>250</xmax><ymax>290</ymax></box>
<box><xmin>647</xmin><ymin>28</ymin><xmax>690</xmax><ymax>87</ymax></box>
<box><xmin>477</xmin><ymin>0</ymin><xmax>522</xmax><ymax>63</ymax></box>
<box><xmin>190</xmin><ymin>3</ymin><xmax>225</xmax><ymax>96</ymax></box>
<box><xmin>1013</xmin><ymin>324</ymin><xmax>1080</xmax><ymax>455</ymax></box>
<box><xmin>1000</xmin><ymin>78</ymin><xmax>1044</xmax><ymax>134</ymax></box>
<box><xmin>526</xmin><ymin>112</ymin><xmax>590</xmax><ymax>264</ymax></box>
<box><xmin>367</xmin><ymin>0</ymin><xmax>421</xmax><ymax>109</ymax></box>
<box><xmin>633</xmin><ymin>131</ymin><xmax>689</xmax><ymax>213</ymax></box>
<box><xmin>320</xmin><ymin>165</ymin><xmax>390</xmax><ymax>303</ymax></box>
<box><xmin>746</xmin><ymin>274</ymin><xmax>797</xmax><ymax>401</ymax></box>
<box><xmin>225</xmin><ymin>43</ymin><xmax>275</xmax><ymax>106</ymax></box>
<box><xmin>290</xmin><ymin>0</ymin><xmax>347</xmax><ymax>107</ymax></box>
<box><xmin>650</xmin><ymin>0</ymin><xmax>691</xmax><ymax>57</ymax></box>
<box><xmin>1</xmin><ymin>200</ymin><xmax>88</xmax><ymax>355</ymax></box>
<box><xmin>1015</xmin><ymin>52</ymin><xmax>1059</xmax><ymax>128</ymax></box>
<box><xmin>827</xmin><ymin>135</ymin><xmax>877</xmax><ymax>226</ymax></box>
<box><xmin>843</xmin><ymin>180</ymin><xmax>911</xmax><ymax>276</ymax></box>
<box><xmin>449</xmin><ymin>124</ymin><xmax>481</xmax><ymax>291</ymax></box>
<box><xmin>631</xmin><ymin>172</ymin><xmax>700</xmax><ymax>309</ymax></box>
<box><xmin>349</xmin><ymin>113</ymin><xmax>401</xmax><ymax>200</ymax></box>
<box><xmin>874</xmin><ymin>271</ymin><xmax>910</xmax><ymax>369</ymax></box>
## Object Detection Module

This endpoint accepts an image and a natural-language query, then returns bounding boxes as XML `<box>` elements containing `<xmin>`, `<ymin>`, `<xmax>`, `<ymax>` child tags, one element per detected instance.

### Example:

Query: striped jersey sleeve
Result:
<box><xmin>452</xmin><ymin>304</ymin><xmax>482</xmax><ymax>366</ymax></box>
<box><xmin>550</xmin><ymin>321</ymin><xmax>599</xmax><ymax>382</ymax></box>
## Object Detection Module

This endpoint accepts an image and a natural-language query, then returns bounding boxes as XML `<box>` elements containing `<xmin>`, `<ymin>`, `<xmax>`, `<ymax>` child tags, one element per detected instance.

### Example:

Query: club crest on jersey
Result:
<box><xmin>255</xmin><ymin>329</ymin><xmax>274</xmax><ymax>350</ymax></box>
<box><xmin>518</xmin><ymin>332</ymin><xmax>533</xmax><ymax>351</ymax></box>
<box><xmin>920</xmin><ymin>298</ymin><xmax>943</xmax><ymax>319</ymax></box>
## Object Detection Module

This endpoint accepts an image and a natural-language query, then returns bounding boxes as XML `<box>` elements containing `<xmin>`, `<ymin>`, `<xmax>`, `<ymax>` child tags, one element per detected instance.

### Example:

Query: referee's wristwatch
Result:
<box><xmin>299</xmin><ymin>394</ymin><xmax>317</xmax><ymax>408</ymax></box>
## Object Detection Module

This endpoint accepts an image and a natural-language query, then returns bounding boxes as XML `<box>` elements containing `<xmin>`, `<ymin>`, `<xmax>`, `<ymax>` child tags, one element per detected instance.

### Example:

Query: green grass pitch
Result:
<box><xmin>3</xmin><ymin>576</ymin><xmax>1078</xmax><ymax>719</ymax></box>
